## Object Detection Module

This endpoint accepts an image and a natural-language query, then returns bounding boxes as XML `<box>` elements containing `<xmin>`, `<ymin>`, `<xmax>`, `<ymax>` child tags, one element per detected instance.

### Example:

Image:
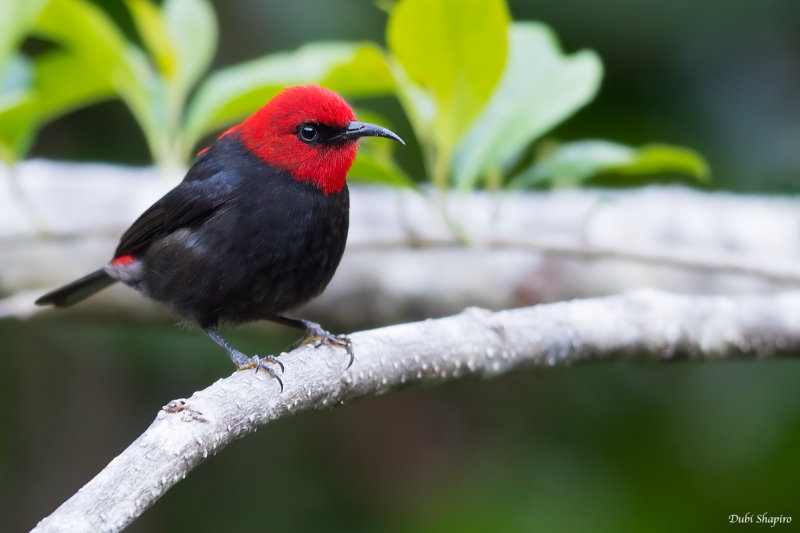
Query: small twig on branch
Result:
<box><xmin>32</xmin><ymin>289</ymin><xmax>800</xmax><ymax>533</ymax></box>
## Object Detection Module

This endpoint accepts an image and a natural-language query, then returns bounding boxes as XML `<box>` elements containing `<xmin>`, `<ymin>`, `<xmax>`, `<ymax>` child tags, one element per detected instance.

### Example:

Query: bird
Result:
<box><xmin>35</xmin><ymin>85</ymin><xmax>404</xmax><ymax>390</ymax></box>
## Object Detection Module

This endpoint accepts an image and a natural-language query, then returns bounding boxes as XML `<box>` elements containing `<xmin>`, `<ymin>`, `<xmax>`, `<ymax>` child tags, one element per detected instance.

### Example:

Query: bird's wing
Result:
<box><xmin>114</xmin><ymin>169</ymin><xmax>242</xmax><ymax>258</ymax></box>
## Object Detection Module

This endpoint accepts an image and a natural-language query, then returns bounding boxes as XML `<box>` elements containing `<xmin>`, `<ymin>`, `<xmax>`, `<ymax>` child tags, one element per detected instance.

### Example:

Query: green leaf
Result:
<box><xmin>0</xmin><ymin>0</ymin><xmax>48</xmax><ymax>76</ymax></box>
<box><xmin>0</xmin><ymin>16</ymin><xmax>42</xmax><ymax>164</ymax></box>
<box><xmin>35</xmin><ymin>0</ymin><xmax>139</xmax><ymax>89</ymax></box>
<box><xmin>320</xmin><ymin>44</ymin><xmax>393</xmax><ymax>97</ymax></box>
<box><xmin>34</xmin><ymin>50</ymin><xmax>115</xmax><ymax>121</ymax></box>
<box><xmin>163</xmin><ymin>0</ymin><xmax>217</xmax><ymax>103</ymax></box>
<box><xmin>347</xmin><ymin>108</ymin><xmax>412</xmax><ymax>188</ymax></box>
<box><xmin>0</xmin><ymin>97</ymin><xmax>37</xmax><ymax>165</ymax></box>
<box><xmin>0</xmin><ymin>50</ymin><xmax>120</xmax><ymax>164</ymax></box>
<box><xmin>0</xmin><ymin>55</ymin><xmax>36</xmax><ymax>164</ymax></box>
<box><xmin>512</xmin><ymin>140</ymin><xmax>711</xmax><ymax>188</ymax></box>
<box><xmin>182</xmin><ymin>42</ymin><xmax>393</xmax><ymax>154</ymax></box>
<box><xmin>387</xmin><ymin>0</ymin><xmax>508</xmax><ymax>152</ymax></box>
<box><xmin>126</xmin><ymin>0</ymin><xmax>176</xmax><ymax>78</ymax></box>
<box><xmin>0</xmin><ymin>53</ymin><xmax>34</xmax><ymax>95</ymax></box>
<box><xmin>35</xmin><ymin>0</ymin><xmax>165</xmax><ymax>162</ymax></box>
<box><xmin>612</xmin><ymin>144</ymin><xmax>710</xmax><ymax>180</ymax></box>
<box><xmin>350</xmin><ymin>142</ymin><xmax>414</xmax><ymax>188</ymax></box>
<box><xmin>453</xmin><ymin>22</ymin><xmax>602</xmax><ymax>190</ymax></box>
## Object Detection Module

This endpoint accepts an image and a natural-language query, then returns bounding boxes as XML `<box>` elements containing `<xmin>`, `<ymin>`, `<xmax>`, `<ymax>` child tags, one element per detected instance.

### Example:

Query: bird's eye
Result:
<box><xmin>298</xmin><ymin>124</ymin><xmax>318</xmax><ymax>143</ymax></box>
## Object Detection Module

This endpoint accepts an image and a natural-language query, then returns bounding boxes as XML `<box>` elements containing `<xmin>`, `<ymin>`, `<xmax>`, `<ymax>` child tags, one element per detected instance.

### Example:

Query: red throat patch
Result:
<box><xmin>238</xmin><ymin>85</ymin><xmax>357</xmax><ymax>194</ymax></box>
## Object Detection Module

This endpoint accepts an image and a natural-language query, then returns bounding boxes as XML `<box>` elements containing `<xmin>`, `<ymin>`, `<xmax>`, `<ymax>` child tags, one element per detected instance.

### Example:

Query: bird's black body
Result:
<box><xmin>115</xmin><ymin>132</ymin><xmax>349</xmax><ymax>327</ymax></box>
<box><xmin>38</xmin><ymin>131</ymin><xmax>349</xmax><ymax>329</ymax></box>
<box><xmin>36</xmin><ymin>85</ymin><xmax>404</xmax><ymax>388</ymax></box>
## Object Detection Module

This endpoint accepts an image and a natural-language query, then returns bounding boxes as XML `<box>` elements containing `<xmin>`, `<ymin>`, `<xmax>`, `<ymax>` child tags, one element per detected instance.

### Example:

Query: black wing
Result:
<box><xmin>114</xmin><ymin>169</ymin><xmax>243</xmax><ymax>258</ymax></box>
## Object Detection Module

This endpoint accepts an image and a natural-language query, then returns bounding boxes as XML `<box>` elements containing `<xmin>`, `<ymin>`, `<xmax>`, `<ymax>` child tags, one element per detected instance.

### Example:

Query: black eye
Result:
<box><xmin>299</xmin><ymin>124</ymin><xmax>318</xmax><ymax>143</ymax></box>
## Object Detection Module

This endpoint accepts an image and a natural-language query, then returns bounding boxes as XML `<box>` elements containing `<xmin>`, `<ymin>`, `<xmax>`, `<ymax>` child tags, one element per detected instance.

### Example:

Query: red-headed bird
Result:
<box><xmin>36</xmin><ymin>85</ymin><xmax>404</xmax><ymax>390</ymax></box>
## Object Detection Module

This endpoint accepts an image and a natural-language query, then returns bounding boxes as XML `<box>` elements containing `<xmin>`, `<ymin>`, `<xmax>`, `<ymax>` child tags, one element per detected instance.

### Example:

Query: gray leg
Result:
<box><xmin>204</xmin><ymin>325</ymin><xmax>284</xmax><ymax>391</ymax></box>
<box><xmin>271</xmin><ymin>315</ymin><xmax>354</xmax><ymax>368</ymax></box>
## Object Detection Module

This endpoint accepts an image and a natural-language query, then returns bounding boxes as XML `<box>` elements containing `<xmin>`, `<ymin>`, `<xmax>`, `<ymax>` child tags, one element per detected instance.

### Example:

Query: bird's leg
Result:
<box><xmin>272</xmin><ymin>315</ymin><xmax>354</xmax><ymax>368</ymax></box>
<box><xmin>203</xmin><ymin>325</ymin><xmax>284</xmax><ymax>391</ymax></box>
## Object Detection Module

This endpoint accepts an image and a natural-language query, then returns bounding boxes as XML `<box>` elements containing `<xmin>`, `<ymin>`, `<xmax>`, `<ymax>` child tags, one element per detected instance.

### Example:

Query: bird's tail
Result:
<box><xmin>35</xmin><ymin>269</ymin><xmax>117</xmax><ymax>307</ymax></box>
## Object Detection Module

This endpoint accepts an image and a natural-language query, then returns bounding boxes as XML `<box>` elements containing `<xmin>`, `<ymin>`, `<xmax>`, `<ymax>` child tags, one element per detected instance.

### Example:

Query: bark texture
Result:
<box><xmin>31</xmin><ymin>289</ymin><xmax>800</xmax><ymax>532</ymax></box>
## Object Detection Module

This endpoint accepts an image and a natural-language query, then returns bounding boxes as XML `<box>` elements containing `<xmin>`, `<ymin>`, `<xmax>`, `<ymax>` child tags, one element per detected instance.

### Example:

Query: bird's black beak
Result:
<box><xmin>343</xmin><ymin>121</ymin><xmax>405</xmax><ymax>145</ymax></box>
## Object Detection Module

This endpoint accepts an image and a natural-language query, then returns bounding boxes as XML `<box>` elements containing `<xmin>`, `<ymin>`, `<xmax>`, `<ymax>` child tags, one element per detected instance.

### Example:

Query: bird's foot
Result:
<box><xmin>204</xmin><ymin>325</ymin><xmax>284</xmax><ymax>391</ymax></box>
<box><xmin>289</xmin><ymin>322</ymin><xmax>354</xmax><ymax>368</ymax></box>
<box><xmin>236</xmin><ymin>355</ymin><xmax>285</xmax><ymax>392</ymax></box>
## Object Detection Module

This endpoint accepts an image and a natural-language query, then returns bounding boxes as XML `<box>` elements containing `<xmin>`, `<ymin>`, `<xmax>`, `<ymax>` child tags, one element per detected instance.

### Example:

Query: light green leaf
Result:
<box><xmin>453</xmin><ymin>22</ymin><xmax>602</xmax><ymax>190</ymax></box>
<box><xmin>1</xmin><ymin>53</ymin><xmax>33</xmax><ymax>95</ymax></box>
<box><xmin>385</xmin><ymin>59</ymin><xmax>434</xmax><ymax>148</ymax></box>
<box><xmin>0</xmin><ymin>55</ymin><xmax>36</xmax><ymax>164</ymax></box>
<box><xmin>35</xmin><ymin>0</ymin><xmax>139</xmax><ymax>90</ymax></box>
<box><xmin>34</xmin><ymin>50</ymin><xmax>115</xmax><ymax>121</ymax></box>
<box><xmin>126</xmin><ymin>0</ymin><xmax>176</xmax><ymax>78</ymax></box>
<box><xmin>612</xmin><ymin>144</ymin><xmax>710</xmax><ymax>180</ymax></box>
<box><xmin>0</xmin><ymin>0</ymin><xmax>48</xmax><ymax>77</ymax></box>
<box><xmin>320</xmin><ymin>44</ymin><xmax>393</xmax><ymax>97</ymax></box>
<box><xmin>0</xmin><ymin>15</ymin><xmax>41</xmax><ymax>164</ymax></box>
<box><xmin>163</xmin><ymin>0</ymin><xmax>217</xmax><ymax>102</ymax></box>
<box><xmin>347</xmin><ymin>108</ymin><xmax>412</xmax><ymax>188</ymax></box>
<box><xmin>0</xmin><ymin>51</ymin><xmax>121</xmax><ymax>164</ymax></box>
<box><xmin>350</xmin><ymin>142</ymin><xmax>414</xmax><ymax>188</ymax></box>
<box><xmin>35</xmin><ymin>0</ymin><xmax>164</xmax><ymax>160</ymax></box>
<box><xmin>387</xmin><ymin>0</ymin><xmax>508</xmax><ymax>150</ymax></box>
<box><xmin>0</xmin><ymin>91</ymin><xmax>36</xmax><ymax>165</ymax></box>
<box><xmin>512</xmin><ymin>140</ymin><xmax>710</xmax><ymax>188</ymax></box>
<box><xmin>182</xmin><ymin>42</ymin><xmax>393</xmax><ymax>154</ymax></box>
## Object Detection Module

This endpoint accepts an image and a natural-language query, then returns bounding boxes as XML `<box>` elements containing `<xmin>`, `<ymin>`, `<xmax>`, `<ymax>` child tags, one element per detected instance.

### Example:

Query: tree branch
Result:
<box><xmin>32</xmin><ymin>289</ymin><xmax>800</xmax><ymax>532</ymax></box>
<box><xmin>4</xmin><ymin>161</ymin><xmax>800</xmax><ymax>322</ymax></box>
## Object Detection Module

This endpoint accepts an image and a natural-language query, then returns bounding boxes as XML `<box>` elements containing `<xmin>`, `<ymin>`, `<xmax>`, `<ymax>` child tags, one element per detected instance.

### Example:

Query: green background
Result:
<box><xmin>4</xmin><ymin>0</ymin><xmax>800</xmax><ymax>531</ymax></box>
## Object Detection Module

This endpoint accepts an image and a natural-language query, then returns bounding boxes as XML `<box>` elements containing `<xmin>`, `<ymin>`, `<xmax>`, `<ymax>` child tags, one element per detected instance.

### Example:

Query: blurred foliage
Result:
<box><xmin>387</xmin><ymin>0</ymin><xmax>510</xmax><ymax>190</ymax></box>
<box><xmin>2</xmin><ymin>1</ymin><xmax>798</xmax><ymax>531</ymax></box>
<box><xmin>0</xmin><ymin>0</ymin><xmax>403</xmax><ymax>181</ymax></box>
<box><xmin>0</xmin><ymin>0</ymin><xmax>706</xmax><ymax>189</ymax></box>
<box><xmin>513</xmin><ymin>140</ymin><xmax>710</xmax><ymax>188</ymax></box>
<box><xmin>385</xmin><ymin>1</ymin><xmax>707</xmax><ymax>190</ymax></box>
<box><xmin>3</xmin><ymin>318</ymin><xmax>799</xmax><ymax>532</ymax></box>
<box><xmin>451</xmin><ymin>22</ymin><xmax>602</xmax><ymax>191</ymax></box>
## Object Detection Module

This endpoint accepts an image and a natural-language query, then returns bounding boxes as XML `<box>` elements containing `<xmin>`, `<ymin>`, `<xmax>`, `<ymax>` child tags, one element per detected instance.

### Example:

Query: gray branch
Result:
<box><xmin>4</xmin><ymin>161</ymin><xmax>800</xmax><ymax>323</ymax></box>
<box><xmin>31</xmin><ymin>289</ymin><xmax>800</xmax><ymax>532</ymax></box>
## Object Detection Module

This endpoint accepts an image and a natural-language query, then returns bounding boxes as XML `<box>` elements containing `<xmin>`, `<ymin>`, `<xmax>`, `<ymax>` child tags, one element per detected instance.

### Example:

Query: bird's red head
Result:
<box><xmin>239</xmin><ymin>85</ymin><xmax>403</xmax><ymax>194</ymax></box>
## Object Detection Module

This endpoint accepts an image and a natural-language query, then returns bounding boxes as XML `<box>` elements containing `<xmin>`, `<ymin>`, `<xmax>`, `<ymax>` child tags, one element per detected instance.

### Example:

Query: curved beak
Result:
<box><xmin>343</xmin><ymin>121</ymin><xmax>405</xmax><ymax>145</ymax></box>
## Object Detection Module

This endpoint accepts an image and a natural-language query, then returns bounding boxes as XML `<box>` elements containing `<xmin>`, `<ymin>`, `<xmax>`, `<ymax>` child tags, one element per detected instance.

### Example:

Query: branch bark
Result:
<box><xmin>31</xmin><ymin>289</ymin><xmax>800</xmax><ymax>532</ymax></box>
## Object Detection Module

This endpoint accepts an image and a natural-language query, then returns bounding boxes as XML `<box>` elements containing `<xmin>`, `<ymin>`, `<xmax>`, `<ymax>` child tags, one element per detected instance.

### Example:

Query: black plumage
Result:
<box><xmin>36</xmin><ymin>85</ymin><xmax>403</xmax><ymax>388</ymax></box>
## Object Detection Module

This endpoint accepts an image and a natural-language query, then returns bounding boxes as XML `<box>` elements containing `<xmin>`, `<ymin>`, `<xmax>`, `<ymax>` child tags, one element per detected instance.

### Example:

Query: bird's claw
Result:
<box><xmin>289</xmin><ymin>326</ymin><xmax>354</xmax><ymax>368</ymax></box>
<box><xmin>237</xmin><ymin>355</ymin><xmax>284</xmax><ymax>392</ymax></box>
